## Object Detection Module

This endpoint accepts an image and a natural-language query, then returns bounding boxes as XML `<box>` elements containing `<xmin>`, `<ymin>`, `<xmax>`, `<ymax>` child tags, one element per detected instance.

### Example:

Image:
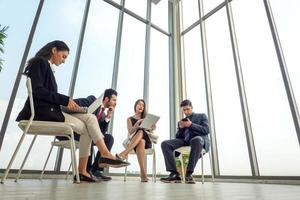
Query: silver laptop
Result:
<box><xmin>61</xmin><ymin>94</ymin><xmax>103</xmax><ymax>114</ymax></box>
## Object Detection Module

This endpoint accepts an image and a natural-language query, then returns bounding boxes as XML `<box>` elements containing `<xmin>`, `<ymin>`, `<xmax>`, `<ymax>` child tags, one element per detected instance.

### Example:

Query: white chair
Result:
<box><xmin>40</xmin><ymin>138</ymin><xmax>80</xmax><ymax>180</ymax></box>
<box><xmin>175</xmin><ymin>146</ymin><xmax>214</xmax><ymax>184</ymax></box>
<box><xmin>124</xmin><ymin>145</ymin><xmax>156</xmax><ymax>182</ymax></box>
<box><xmin>1</xmin><ymin>77</ymin><xmax>80</xmax><ymax>183</ymax></box>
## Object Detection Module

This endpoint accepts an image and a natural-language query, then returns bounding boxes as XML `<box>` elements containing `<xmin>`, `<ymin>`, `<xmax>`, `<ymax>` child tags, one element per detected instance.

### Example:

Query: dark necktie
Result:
<box><xmin>183</xmin><ymin>129</ymin><xmax>190</xmax><ymax>142</ymax></box>
<box><xmin>97</xmin><ymin>107</ymin><xmax>105</xmax><ymax>121</ymax></box>
<box><xmin>183</xmin><ymin>116</ymin><xmax>191</xmax><ymax>142</ymax></box>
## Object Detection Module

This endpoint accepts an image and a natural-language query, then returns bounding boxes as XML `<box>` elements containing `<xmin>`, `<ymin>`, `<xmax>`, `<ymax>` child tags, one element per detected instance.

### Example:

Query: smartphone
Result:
<box><xmin>182</xmin><ymin>118</ymin><xmax>188</xmax><ymax>121</ymax></box>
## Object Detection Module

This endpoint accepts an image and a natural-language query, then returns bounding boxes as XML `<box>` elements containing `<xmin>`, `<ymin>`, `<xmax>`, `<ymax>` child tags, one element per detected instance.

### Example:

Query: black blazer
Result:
<box><xmin>73</xmin><ymin>95</ymin><xmax>109</xmax><ymax>134</ymax></box>
<box><xmin>176</xmin><ymin>113</ymin><xmax>210</xmax><ymax>152</ymax></box>
<box><xmin>16</xmin><ymin>57</ymin><xmax>69</xmax><ymax>122</ymax></box>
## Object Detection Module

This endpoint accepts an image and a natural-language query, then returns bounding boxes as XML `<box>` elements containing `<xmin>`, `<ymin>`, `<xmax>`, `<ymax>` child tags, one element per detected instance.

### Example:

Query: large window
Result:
<box><xmin>231</xmin><ymin>0</ymin><xmax>300</xmax><ymax>176</ymax></box>
<box><xmin>204</xmin><ymin>0</ymin><xmax>224</xmax><ymax>15</ymax></box>
<box><xmin>0</xmin><ymin>0</ymin><xmax>39</xmax><ymax>127</ymax></box>
<box><xmin>125</xmin><ymin>0</ymin><xmax>147</xmax><ymax>19</ymax></box>
<box><xmin>206</xmin><ymin>8</ymin><xmax>251</xmax><ymax>176</ymax></box>
<box><xmin>182</xmin><ymin>0</ymin><xmax>199</xmax><ymax>30</ymax></box>
<box><xmin>183</xmin><ymin>27</ymin><xmax>213</xmax><ymax>175</ymax></box>
<box><xmin>151</xmin><ymin>0</ymin><xmax>169</xmax><ymax>32</ymax></box>
<box><xmin>270</xmin><ymin>0</ymin><xmax>300</xmax><ymax>113</ymax></box>
<box><xmin>148</xmin><ymin>28</ymin><xmax>169</xmax><ymax>175</ymax></box>
<box><xmin>110</xmin><ymin>14</ymin><xmax>146</xmax><ymax>174</ymax></box>
<box><xmin>0</xmin><ymin>0</ymin><xmax>85</xmax><ymax>170</ymax></box>
<box><xmin>73</xmin><ymin>0</ymin><xmax>119</xmax><ymax>98</ymax></box>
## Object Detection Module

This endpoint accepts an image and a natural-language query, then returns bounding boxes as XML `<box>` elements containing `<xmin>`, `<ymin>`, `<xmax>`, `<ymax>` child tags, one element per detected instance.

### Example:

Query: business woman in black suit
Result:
<box><xmin>16</xmin><ymin>40</ymin><xmax>128</xmax><ymax>182</ymax></box>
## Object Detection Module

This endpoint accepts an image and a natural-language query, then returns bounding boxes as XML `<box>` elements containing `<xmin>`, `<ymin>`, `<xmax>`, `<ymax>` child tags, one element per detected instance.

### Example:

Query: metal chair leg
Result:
<box><xmin>15</xmin><ymin>135</ymin><xmax>38</xmax><ymax>182</ymax></box>
<box><xmin>179</xmin><ymin>154</ymin><xmax>185</xmax><ymax>182</ymax></box>
<box><xmin>153</xmin><ymin>150</ymin><xmax>156</xmax><ymax>182</ymax></box>
<box><xmin>1</xmin><ymin>130</ymin><xmax>28</xmax><ymax>184</ymax></box>
<box><xmin>69</xmin><ymin>134</ymin><xmax>79</xmax><ymax>183</ymax></box>
<box><xmin>40</xmin><ymin>138</ymin><xmax>55</xmax><ymax>180</ymax></box>
<box><xmin>209</xmin><ymin>151</ymin><xmax>215</xmax><ymax>182</ymax></box>
<box><xmin>65</xmin><ymin>162</ymin><xmax>72</xmax><ymax>180</ymax></box>
<box><xmin>124</xmin><ymin>157</ymin><xmax>129</xmax><ymax>182</ymax></box>
<box><xmin>201</xmin><ymin>150</ymin><xmax>204</xmax><ymax>184</ymax></box>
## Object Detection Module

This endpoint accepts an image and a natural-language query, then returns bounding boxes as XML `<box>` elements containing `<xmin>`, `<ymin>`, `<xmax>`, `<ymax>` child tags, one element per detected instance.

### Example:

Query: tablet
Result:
<box><xmin>139</xmin><ymin>113</ymin><xmax>160</xmax><ymax>130</ymax></box>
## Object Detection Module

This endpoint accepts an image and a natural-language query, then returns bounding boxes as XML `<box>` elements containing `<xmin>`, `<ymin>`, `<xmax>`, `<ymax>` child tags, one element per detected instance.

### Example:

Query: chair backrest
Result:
<box><xmin>26</xmin><ymin>77</ymin><xmax>35</xmax><ymax>121</ymax></box>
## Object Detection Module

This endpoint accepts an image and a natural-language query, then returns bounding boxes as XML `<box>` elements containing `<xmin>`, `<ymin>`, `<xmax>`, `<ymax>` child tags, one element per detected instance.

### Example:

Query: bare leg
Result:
<box><xmin>136</xmin><ymin>139</ymin><xmax>147</xmax><ymax>179</ymax></box>
<box><xmin>119</xmin><ymin>130</ymin><xmax>143</xmax><ymax>158</ymax></box>
<box><xmin>79</xmin><ymin>157</ymin><xmax>91</xmax><ymax>177</ymax></box>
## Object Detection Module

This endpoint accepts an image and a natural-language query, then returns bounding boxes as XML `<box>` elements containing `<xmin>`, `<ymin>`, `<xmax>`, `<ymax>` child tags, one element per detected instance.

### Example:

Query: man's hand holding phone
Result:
<box><xmin>179</xmin><ymin>117</ymin><xmax>192</xmax><ymax>128</ymax></box>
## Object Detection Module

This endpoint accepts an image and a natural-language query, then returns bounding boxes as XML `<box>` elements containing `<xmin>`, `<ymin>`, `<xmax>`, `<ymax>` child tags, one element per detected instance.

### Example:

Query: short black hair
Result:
<box><xmin>180</xmin><ymin>99</ymin><xmax>192</xmax><ymax>107</ymax></box>
<box><xmin>103</xmin><ymin>88</ymin><xmax>117</xmax><ymax>101</ymax></box>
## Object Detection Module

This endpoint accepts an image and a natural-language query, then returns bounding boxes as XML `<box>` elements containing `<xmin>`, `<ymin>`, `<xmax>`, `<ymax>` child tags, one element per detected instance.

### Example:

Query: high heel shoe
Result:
<box><xmin>140</xmin><ymin>177</ymin><xmax>149</xmax><ymax>182</ymax></box>
<box><xmin>73</xmin><ymin>173</ymin><xmax>96</xmax><ymax>183</ymax></box>
<box><xmin>116</xmin><ymin>154</ymin><xmax>126</xmax><ymax>161</ymax></box>
<box><xmin>98</xmin><ymin>157</ymin><xmax>130</xmax><ymax>168</ymax></box>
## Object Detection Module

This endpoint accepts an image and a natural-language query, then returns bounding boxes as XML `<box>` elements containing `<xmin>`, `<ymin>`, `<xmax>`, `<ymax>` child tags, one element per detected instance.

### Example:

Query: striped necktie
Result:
<box><xmin>97</xmin><ymin>107</ymin><xmax>105</xmax><ymax>121</ymax></box>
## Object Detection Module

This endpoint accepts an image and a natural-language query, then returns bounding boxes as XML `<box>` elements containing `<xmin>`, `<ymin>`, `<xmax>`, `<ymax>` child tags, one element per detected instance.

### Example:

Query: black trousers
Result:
<box><xmin>87</xmin><ymin>134</ymin><xmax>114</xmax><ymax>172</ymax></box>
<box><xmin>161</xmin><ymin>136</ymin><xmax>204</xmax><ymax>175</ymax></box>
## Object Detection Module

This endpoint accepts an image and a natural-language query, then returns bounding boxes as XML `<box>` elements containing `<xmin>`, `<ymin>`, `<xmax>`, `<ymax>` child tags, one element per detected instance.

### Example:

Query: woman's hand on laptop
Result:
<box><xmin>67</xmin><ymin>99</ymin><xmax>79</xmax><ymax>110</ymax></box>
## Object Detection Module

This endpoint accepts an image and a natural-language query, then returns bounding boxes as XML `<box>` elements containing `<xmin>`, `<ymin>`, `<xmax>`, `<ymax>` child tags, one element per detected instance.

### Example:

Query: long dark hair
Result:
<box><xmin>24</xmin><ymin>40</ymin><xmax>69</xmax><ymax>75</ymax></box>
<box><xmin>134</xmin><ymin>99</ymin><xmax>147</xmax><ymax>119</ymax></box>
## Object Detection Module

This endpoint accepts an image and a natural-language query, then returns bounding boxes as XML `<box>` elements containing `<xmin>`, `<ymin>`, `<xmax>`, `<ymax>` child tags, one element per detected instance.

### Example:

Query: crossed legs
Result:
<box><xmin>118</xmin><ymin>130</ymin><xmax>148</xmax><ymax>179</ymax></box>
<box><xmin>63</xmin><ymin>112</ymin><xmax>116</xmax><ymax>178</ymax></box>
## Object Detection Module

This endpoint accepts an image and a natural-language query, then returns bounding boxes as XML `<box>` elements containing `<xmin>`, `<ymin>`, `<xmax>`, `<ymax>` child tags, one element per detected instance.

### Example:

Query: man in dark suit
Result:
<box><xmin>68</xmin><ymin>89</ymin><xmax>117</xmax><ymax>181</ymax></box>
<box><xmin>160</xmin><ymin>99</ymin><xmax>210</xmax><ymax>184</ymax></box>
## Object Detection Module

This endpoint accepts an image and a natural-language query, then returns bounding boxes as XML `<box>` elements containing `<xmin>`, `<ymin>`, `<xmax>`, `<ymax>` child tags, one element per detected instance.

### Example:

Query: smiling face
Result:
<box><xmin>104</xmin><ymin>94</ymin><xmax>117</xmax><ymax>108</ymax></box>
<box><xmin>50</xmin><ymin>47</ymin><xmax>69</xmax><ymax>66</ymax></box>
<box><xmin>135</xmin><ymin>100</ymin><xmax>145</xmax><ymax>114</ymax></box>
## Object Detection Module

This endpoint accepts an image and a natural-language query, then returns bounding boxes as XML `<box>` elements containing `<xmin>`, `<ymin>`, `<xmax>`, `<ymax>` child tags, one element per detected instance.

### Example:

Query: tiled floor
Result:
<box><xmin>1</xmin><ymin>177</ymin><xmax>300</xmax><ymax>200</ymax></box>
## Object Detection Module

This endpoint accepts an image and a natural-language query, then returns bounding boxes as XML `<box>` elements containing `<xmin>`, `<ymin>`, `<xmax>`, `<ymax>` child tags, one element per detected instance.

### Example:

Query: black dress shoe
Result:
<box><xmin>98</xmin><ymin>157</ymin><xmax>130</xmax><ymax>168</ymax></box>
<box><xmin>185</xmin><ymin>174</ymin><xmax>195</xmax><ymax>184</ymax></box>
<box><xmin>74</xmin><ymin>173</ymin><xmax>96</xmax><ymax>183</ymax></box>
<box><xmin>160</xmin><ymin>172</ymin><xmax>181</xmax><ymax>183</ymax></box>
<box><xmin>91</xmin><ymin>170</ymin><xmax>112</xmax><ymax>181</ymax></box>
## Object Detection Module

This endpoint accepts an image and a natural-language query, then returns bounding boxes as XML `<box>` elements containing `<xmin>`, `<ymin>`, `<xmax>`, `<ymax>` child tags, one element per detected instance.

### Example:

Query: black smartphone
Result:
<box><xmin>182</xmin><ymin>118</ymin><xmax>188</xmax><ymax>121</ymax></box>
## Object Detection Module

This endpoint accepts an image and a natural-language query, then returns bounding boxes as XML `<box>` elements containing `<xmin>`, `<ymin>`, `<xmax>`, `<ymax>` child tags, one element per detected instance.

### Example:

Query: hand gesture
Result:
<box><xmin>137</xmin><ymin>119</ymin><xmax>144</xmax><ymax>125</ymax></box>
<box><xmin>106</xmin><ymin>106</ymin><xmax>114</xmax><ymax>119</ymax></box>
<box><xmin>150</xmin><ymin>123</ymin><xmax>156</xmax><ymax>131</ymax></box>
<box><xmin>179</xmin><ymin>118</ymin><xmax>192</xmax><ymax>128</ymax></box>
<box><xmin>67</xmin><ymin>99</ymin><xmax>79</xmax><ymax>110</ymax></box>
<box><xmin>133</xmin><ymin>119</ymin><xmax>143</xmax><ymax>128</ymax></box>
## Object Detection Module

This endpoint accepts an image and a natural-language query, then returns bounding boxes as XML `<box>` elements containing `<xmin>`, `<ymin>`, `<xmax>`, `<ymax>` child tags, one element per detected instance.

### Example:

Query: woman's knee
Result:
<box><xmin>136</xmin><ymin>129</ymin><xmax>144</xmax><ymax>136</ymax></box>
<box><xmin>139</xmin><ymin>139</ymin><xmax>145</xmax><ymax>145</ymax></box>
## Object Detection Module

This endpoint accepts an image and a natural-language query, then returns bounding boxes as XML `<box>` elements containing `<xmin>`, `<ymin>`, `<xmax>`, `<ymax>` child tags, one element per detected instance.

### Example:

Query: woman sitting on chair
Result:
<box><xmin>16</xmin><ymin>40</ymin><xmax>129</xmax><ymax>182</ymax></box>
<box><xmin>117</xmin><ymin>99</ymin><xmax>157</xmax><ymax>182</ymax></box>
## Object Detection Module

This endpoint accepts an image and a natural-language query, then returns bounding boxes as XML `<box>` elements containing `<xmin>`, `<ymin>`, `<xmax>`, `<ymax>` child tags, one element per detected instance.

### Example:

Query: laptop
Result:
<box><xmin>61</xmin><ymin>94</ymin><xmax>103</xmax><ymax>114</ymax></box>
<box><xmin>139</xmin><ymin>113</ymin><xmax>160</xmax><ymax>130</ymax></box>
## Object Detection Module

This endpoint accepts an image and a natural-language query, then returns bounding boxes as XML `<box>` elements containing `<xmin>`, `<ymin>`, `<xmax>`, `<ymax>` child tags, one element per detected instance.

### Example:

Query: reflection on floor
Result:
<box><xmin>1</xmin><ymin>177</ymin><xmax>300</xmax><ymax>200</ymax></box>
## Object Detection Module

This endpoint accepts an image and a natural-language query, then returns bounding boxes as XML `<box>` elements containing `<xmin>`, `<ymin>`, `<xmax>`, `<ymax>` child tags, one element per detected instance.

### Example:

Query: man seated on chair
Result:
<box><xmin>160</xmin><ymin>99</ymin><xmax>210</xmax><ymax>184</ymax></box>
<box><xmin>57</xmin><ymin>89</ymin><xmax>117</xmax><ymax>181</ymax></box>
